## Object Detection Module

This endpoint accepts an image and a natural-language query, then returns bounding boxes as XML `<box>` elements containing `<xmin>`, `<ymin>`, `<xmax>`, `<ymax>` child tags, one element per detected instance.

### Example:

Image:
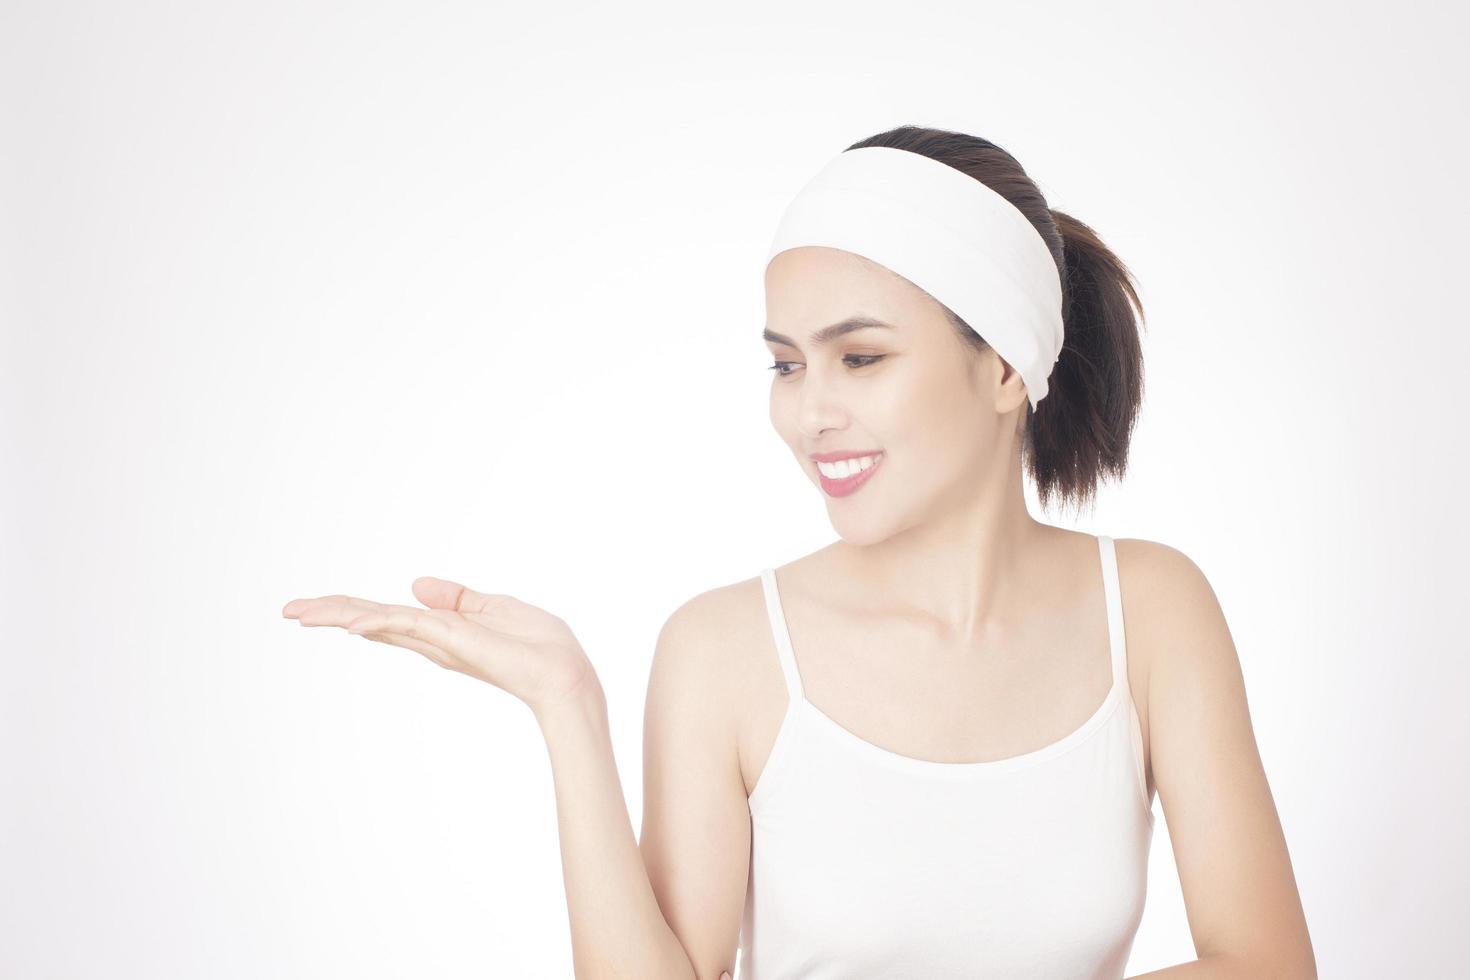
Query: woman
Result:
<box><xmin>282</xmin><ymin>126</ymin><xmax>1316</xmax><ymax>979</ymax></box>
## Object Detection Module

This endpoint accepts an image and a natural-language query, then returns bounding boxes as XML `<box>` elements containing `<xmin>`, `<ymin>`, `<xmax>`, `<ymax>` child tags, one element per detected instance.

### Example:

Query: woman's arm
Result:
<box><xmin>1119</xmin><ymin>539</ymin><xmax>1317</xmax><ymax>980</ymax></box>
<box><xmin>283</xmin><ymin>578</ymin><xmax>714</xmax><ymax>980</ymax></box>
<box><xmin>536</xmin><ymin>686</ymin><xmax>702</xmax><ymax>980</ymax></box>
<box><xmin>636</xmin><ymin>591</ymin><xmax>754</xmax><ymax>979</ymax></box>
<box><xmin>540</xmin><ymin>587</ymin><xmax>754</xmax><ymax>980</ymax></box>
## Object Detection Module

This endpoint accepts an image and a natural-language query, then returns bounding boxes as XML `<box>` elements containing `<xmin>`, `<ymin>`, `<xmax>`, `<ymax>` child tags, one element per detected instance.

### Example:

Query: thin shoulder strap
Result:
<box><xmin>759</xmin><ymin>567</ymin><xmax>806</xmax><ymax>702</ymax></box>
<box><xmin>1097</xmin><ymin>535</ymin><xmax>1128</xmax><ymax>692</ymax></box>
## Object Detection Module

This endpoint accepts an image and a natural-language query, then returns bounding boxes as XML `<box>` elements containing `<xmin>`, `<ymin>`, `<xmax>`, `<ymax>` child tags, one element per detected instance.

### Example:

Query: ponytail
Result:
<box><xmin>1027</xmin><ymin>207</ymin><xmax>1146</xmax><ymax>512</ymax></box>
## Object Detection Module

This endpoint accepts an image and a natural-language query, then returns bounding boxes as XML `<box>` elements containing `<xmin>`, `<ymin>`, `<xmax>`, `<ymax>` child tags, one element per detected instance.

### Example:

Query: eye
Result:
<box><xmin>767</xmin><ymin>354</ymin><xmax>886</xmax><ymax>378</ymax></box>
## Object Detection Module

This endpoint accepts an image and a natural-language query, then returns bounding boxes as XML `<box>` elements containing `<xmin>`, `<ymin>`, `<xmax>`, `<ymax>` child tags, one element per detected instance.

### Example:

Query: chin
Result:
<box><xmin>825</xmin><ymin>513</ymin><xmax>899</xmax><ymax>548</ymax></box>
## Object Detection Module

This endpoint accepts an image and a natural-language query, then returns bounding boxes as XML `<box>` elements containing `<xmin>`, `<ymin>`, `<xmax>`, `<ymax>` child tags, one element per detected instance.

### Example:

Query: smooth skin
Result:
<box><xmin>284</xmin><ymin>245</ymin><xmax>1316</xmax><ymax>980</ymax></box>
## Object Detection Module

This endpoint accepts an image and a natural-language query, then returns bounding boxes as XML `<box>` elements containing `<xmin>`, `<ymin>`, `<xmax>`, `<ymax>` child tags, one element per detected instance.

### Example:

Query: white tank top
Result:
<box><xmin>737</xmin><ymin>534</ymin><xmax>1155</xmax><ymax>979</ymax></box>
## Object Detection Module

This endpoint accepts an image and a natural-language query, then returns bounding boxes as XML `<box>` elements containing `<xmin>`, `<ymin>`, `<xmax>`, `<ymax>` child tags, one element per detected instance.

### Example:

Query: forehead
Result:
<box><xmin>764</xmin><ymin>246</ymin><xmax>937</xmax><ymax>345</ymax></box>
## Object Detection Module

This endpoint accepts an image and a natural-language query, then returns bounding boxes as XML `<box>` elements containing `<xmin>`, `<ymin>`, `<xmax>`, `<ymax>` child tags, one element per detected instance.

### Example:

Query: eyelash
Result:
<box><xmin>768</xmin><ymin>354</ymin><xmax>885</xmax><ymax>378</ymax></box>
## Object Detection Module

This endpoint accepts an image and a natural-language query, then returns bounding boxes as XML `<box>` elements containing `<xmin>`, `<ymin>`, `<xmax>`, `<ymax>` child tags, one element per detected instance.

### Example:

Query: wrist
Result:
<box><xmin>532</xmin><ymin>680</ymin><xmax>608</xmax><ymax>735</ymax></box>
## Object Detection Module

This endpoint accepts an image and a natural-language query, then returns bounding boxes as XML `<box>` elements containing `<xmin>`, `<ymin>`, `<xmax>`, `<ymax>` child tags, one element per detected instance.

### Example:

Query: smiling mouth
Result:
<box><xmin>814</xmin><ymin>453</ymin><xmax>882</xmax><ymax>479</ymax></box>
<box><xmin>815</xmin><ymin>452</ymin><xmax>884</xmax><ymax>497</ymax></box>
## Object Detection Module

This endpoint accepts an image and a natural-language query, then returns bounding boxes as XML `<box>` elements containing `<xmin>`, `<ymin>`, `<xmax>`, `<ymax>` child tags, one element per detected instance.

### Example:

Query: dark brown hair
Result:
<box><xmin>846</xmin><ymin>125</ymin><xmax>1145</xmax><ymax>514</ymax></box>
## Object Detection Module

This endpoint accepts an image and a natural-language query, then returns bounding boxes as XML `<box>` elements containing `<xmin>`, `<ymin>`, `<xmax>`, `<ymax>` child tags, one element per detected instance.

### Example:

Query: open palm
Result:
<box><xmin>282</xmin><ymin>576</ymin><xmax>599</xmax><ymax>716</ymax></box>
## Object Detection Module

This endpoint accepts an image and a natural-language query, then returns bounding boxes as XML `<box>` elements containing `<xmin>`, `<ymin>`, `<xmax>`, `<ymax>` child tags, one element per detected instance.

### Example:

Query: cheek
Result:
<box><xmin>887</xmin><ymin>363</ymin><xmax>950</xmax><ymax>422</ymax></box>
<box><xmin>886</xmin><ymin>369</ymin><xmax>986</xmax><ymax>462</ymax></box>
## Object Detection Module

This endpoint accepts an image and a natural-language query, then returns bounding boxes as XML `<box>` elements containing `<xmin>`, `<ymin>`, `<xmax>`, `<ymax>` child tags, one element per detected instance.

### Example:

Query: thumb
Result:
<box><xmin>722</xmin><ymin>974</ymin><xmax>731</xmax><ymax>980</ymax></box>
<box><xmin>411</xmin><ymin>576</ymin><xmax>504</xmax><ymax>613</ymax></box>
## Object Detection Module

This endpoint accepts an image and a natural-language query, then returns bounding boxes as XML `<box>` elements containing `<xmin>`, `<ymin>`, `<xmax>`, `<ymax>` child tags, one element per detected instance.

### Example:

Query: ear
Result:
<box><xmin>989</xmin><ymin>350</ymin><xmax>1030</xmax><ymax>414</ymax></box>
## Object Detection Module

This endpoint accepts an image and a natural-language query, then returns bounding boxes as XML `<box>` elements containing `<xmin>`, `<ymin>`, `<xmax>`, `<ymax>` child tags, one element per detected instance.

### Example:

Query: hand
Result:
<box><xmin>281</xmin><ymin>577</ymin><xmax>602</xmax><ymax>716</ymax></box>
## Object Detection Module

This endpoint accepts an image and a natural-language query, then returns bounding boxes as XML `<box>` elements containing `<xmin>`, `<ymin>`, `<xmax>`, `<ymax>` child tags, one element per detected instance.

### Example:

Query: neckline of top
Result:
<box><xmin>757</xmin><ymin>534</ymin><xmax>1129</xmax><ymax>777</ymax></box>
<box><xmin>794</xmin><ymin>681</ymin><xmax>1127</xmax><ymax>777</ymax></box>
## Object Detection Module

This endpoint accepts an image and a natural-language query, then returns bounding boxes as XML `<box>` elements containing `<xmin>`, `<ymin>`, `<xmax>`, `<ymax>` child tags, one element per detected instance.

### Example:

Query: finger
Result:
<box><xmin>283</xmin><ymin>594</ymin><xmax>388</xmax><ymax>620</ymax></box>
<box><xmin>354</xmin><ymin>629</ymin><xmax>457</xmax><ymax>670</ymax></box>
<box><xmin>342</xmin><ymin>606</ymin><xmax>473</xmax><ymax>656</ymax></box>
<box><xmin>293</xmin><ymin>598</ymin><xmax>424</xmax><ymax>630</ymax></box>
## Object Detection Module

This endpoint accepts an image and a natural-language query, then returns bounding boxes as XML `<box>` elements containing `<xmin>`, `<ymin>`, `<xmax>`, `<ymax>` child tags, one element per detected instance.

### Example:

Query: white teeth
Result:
<box><xmin>816</xmin><ymin>454</ymin><xmax>880</xmax><ymax>479</ymax></box>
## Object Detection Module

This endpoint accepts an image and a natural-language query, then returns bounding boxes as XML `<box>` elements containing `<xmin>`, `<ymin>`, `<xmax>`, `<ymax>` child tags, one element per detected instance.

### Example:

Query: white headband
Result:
<box><xmin>765</xmin><ymin>145</ymin><xmax>1064</xmax><ymax>409</ymax></box>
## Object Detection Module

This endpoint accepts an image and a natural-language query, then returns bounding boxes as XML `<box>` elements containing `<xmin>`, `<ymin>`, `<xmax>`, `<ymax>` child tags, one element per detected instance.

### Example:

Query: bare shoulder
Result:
<box><xmin>1111</xmin><ymin>531</ymin><xmax>1228</xmax><ymax>617</ymax></box>
<box><xmin>1111</xmin><ymin>536</ymin><xmax>1230</xmax><ymax>674</ymax></box>
<box><xmin>650</xmin><ymin>571</ymin><xmax>789</xmax><ymax>799</ymax></box>
<box><xmin>649</xmin><ymin>574</ymin><xmax>772</xmax><ymax>725</ymax></box>
<box><xmin>1111</xmin><ymin>535</ymin><xmax>1219</xmax><ymax>602</ymax></box>
<box><xmin>656</xmin><ymin>573</ymin><xmax>770</xmax><ymax>670</ymax></box>
<box><xmin>1109</xmin><ymin>537</ymin><xmax>1234</xmax><ymax>788</ymax></box>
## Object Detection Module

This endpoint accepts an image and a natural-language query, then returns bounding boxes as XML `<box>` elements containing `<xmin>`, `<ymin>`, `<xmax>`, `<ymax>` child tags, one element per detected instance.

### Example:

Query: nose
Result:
<box><xmin>791</xmin><ymin>373</ymin><xmax>850</xmax><ymax>442</ymax></box>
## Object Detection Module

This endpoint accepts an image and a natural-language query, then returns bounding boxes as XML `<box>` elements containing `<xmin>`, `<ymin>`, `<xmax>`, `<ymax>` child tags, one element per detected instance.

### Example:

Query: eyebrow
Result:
<box><xmin>762</xmin><ymin>315</ymin><xmax>897</xmax><ymax>349</ymax></box>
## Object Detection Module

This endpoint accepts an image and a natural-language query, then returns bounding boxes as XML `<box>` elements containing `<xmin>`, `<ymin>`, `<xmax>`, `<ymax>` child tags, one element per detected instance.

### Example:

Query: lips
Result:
<box><xmin>809</xmin><ymin>449</ymin><xmax>884</xmax><ymax>463</ymax></box>
<box><xmin>815</xmin><ymin>451</ymin><xmax>883</xmax><ymax>498</ymax></box>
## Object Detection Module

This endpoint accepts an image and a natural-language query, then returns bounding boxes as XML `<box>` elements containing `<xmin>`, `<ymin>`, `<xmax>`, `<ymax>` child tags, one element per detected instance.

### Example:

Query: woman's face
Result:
<box><xmin>764</xmin><ymin>246</ymin><xmax>1028</xmax><ymax>544</ymax></box>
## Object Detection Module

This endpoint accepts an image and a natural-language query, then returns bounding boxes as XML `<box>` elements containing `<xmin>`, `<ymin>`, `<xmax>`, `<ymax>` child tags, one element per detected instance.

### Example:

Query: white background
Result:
<box><xmin>3</xmin><ymin>1</ymin><xmax>1466</xmax><ymax>977</ymax></box>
